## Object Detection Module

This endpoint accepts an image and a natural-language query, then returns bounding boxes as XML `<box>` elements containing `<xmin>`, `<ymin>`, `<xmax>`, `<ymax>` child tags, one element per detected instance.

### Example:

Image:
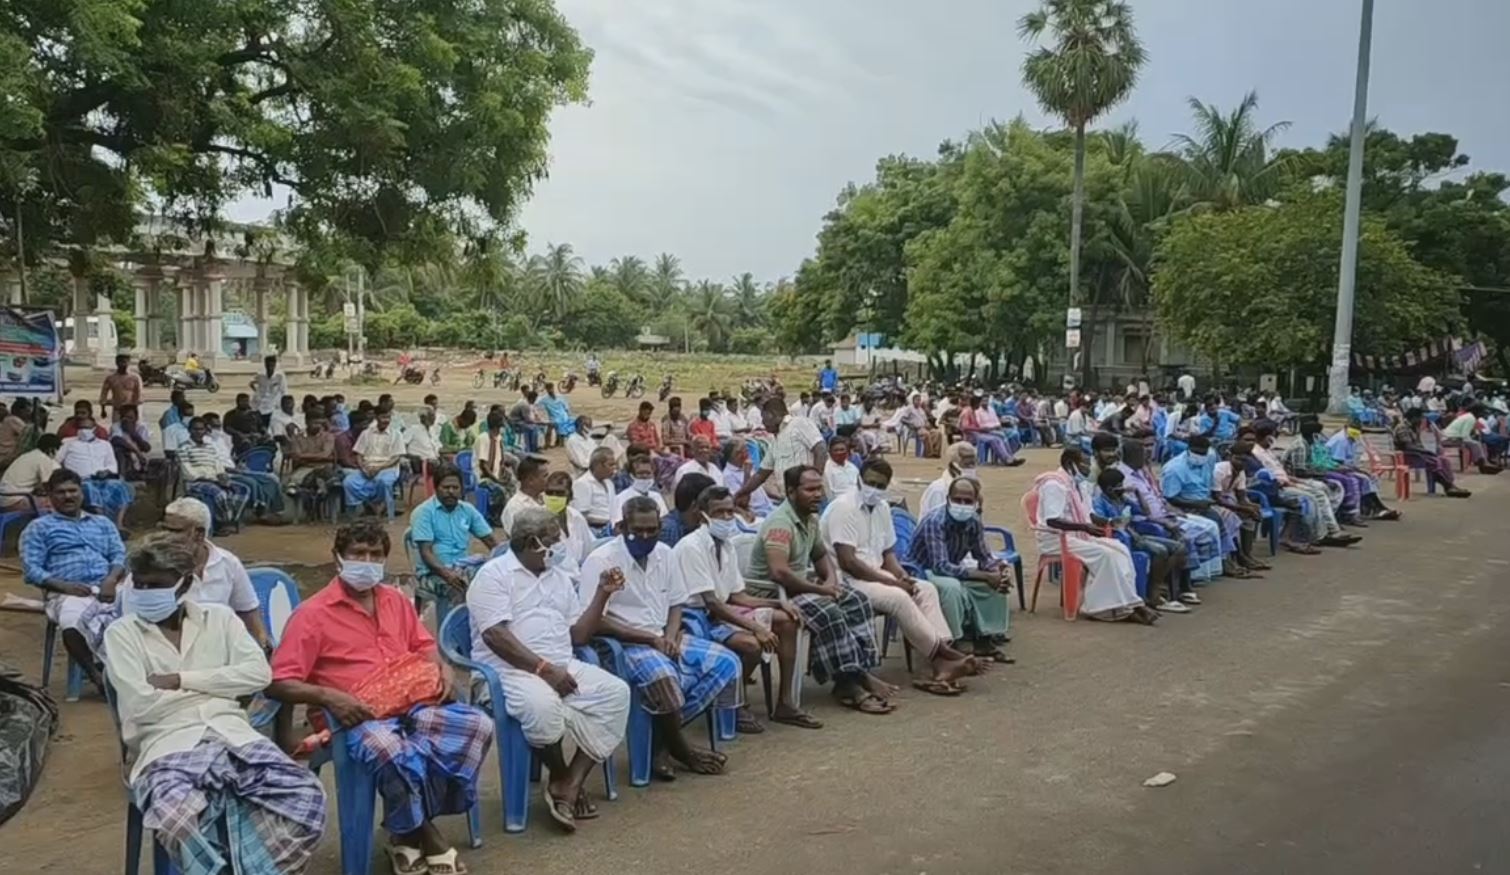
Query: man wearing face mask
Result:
<box><xmin>920</xmin><ymin>442</ymin><xmax>977</xmax><ymax>519</ymax></box>
<box><xmin>675</xmin><ymin>485</ymin><xmax>819</xmax><ymax>731</ymax></box>
<box><xmin>908</xmin><ymin>477</ymin><xmax>1015</xmax><ymax>661</ymax></box>
<box><xmin>1250</xmin><ymin>421</ymin><xmax>1360</xmax><ymax>547</ymax></box>
<box><xmin>467</xmin><ymin>508</ymin><xmax>630</xmax><ymax>832</ymax></box>
<box><xmin>824</xmin><ymin>459</ymin><xmax>977</xmax><ymax>695</ymax></box>
<box><xmin>674</xmin><ymin>434</ymin><xmax>725</xmax><ymax>489</ymax></box>
<box><xmin>610</xmin><ymin>454</ymin><xmax>668</xmax><ymax>528</ymax></box>
<box><xmin>57</xmin><ymin>412</ymin><xmax>135</xmax><ymax>527</ymax></box>
<box><xmin>1026</xmin><ymin>448</ymin><xmax>1156</xmax><ymax>624</ymax></box>
<box><xmin>1161</xmin><ymin>435</ymin><xmax>1269</xmax><ymax>568</ymax></box>
<box><xmin>499</xmin><ymin>455</ymin><xmax>550</xmax><ymax>538</ymax></box>
<box><xmin>269</xmin><ymin>521</ymin><xmax>494</xmax><ymax>875</ymax></box>
<box><xmin>543</xmin><ymin>470</ymin><xmax>595</xmax><ymax>570</ymax></box>
<box><xmin>660</xmin><ymin>472</ymin><xmax>715</xmax><ymax>547</ymax></box>
<box><xmin>580</xmin><ymin>497</ymin><xmax>741</xmax><ymax>778</ymax></box>
<box><xmin>105</xmin><ymin>532</ymin><xmax>327</xmax><ymax>872</ymax></box>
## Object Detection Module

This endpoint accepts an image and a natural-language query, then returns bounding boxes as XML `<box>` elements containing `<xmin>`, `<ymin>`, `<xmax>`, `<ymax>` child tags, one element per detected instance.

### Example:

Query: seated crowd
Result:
<box><xmin>14</xmin><ymin>360</ymin><xmax>1499</xmax><ymax>874</ymax></box>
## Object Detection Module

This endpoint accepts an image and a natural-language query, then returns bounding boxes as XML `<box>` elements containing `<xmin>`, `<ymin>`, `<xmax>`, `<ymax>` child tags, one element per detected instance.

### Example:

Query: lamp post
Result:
<box><xmin>1326</xmin><ymin>0</ymin><xmax>1376</xmax><ymax>414</ymax></box>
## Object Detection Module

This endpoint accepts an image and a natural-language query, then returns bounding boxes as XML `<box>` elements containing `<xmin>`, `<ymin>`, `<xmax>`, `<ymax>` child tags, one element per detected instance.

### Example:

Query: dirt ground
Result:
<box><xmin>4</xmin><ymin>362</ymin><xmax>1506</xmax><ymax>873</ymax></box>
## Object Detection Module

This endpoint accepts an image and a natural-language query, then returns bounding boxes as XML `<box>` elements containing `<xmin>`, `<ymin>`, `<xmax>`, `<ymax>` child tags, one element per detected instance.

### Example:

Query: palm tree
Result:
<box><xmin>1171</xmin><ymin>91</ymin><xmax>1291</xmax><ymax>211</ymax></box>
<box><xmin>689</xmin><ymin>280</ymin><xmax>733</xmax><ymax>351</ymax></box>
<box><xmin>609</xmin><ymin>255</ymin><xmax>652</xmax><ymax>305</ymax></box>
<box><xmin>653</xmin><ymin>253</ymin><xmax>685</xmax><ymax>301</ymax></box>
<box><xmin>1019</xmin><ymin>0</ymin><xmax>1147</xmax><ymax>307</ymax></box>
<box><xmin>728</xmin><ymin>272</ymin><xmax>765</xmax><ymax>325</ymax></box>
<box><xmin>527</xmin><ymin>242</ymin><xmax>585</xmax><ymax>319</ymax></box>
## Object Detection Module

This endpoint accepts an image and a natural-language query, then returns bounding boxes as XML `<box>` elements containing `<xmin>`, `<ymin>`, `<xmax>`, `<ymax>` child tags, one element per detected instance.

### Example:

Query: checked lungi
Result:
<box><xmin>134</xmin><ymin>735</ymin><xmax>326</xmax><ymax>875</ymax></box>
<box><xmin>619</xmin><ymin>635</ymin><xmax>742</xmax><ymax>720</ymax></box>
<box><xmin>789</xmin><ymin>586</ymin><xmax>879</xmax><ymax>685</ymax></box>
<box><xmin>344</xmin><ymin>703</ymin><xmax>493</xmax><ymax>835</ymax></box>
<box><xmin>186</xmin><ymin>481</ymin><xmax>250</xmax><ymax>531</ymax></box>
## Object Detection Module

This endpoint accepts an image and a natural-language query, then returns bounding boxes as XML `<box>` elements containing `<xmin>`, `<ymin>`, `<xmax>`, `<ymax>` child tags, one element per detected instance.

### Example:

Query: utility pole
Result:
<box><xmin>1327</xmin><ymin>0</ymin><xmax>1375</xmax><ymax>415</ymax></box>
<box><xmin>356</xmin><ymin>268</ymin><xmax>367</xmax><ymax>360</ymax></box>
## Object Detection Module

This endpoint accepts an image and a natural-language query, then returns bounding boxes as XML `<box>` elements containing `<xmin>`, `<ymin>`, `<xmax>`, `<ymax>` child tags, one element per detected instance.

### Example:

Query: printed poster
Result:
<box><xmin>0</xmin><ymin>307</ymin><xmax>64</xmax><ymax>397</ymax></box>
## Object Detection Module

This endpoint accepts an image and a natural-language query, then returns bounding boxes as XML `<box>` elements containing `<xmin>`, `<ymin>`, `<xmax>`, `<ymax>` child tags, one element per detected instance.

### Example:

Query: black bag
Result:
<box><xmin>0</xmin><ymin>661</ymin><xmax>58</xmax><ymax>825</ymax></box>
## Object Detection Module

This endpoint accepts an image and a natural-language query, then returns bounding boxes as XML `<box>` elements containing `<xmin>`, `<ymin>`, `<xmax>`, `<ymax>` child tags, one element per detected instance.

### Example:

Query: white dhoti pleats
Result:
<box><xmin>501</xmin><ymin>659</ymin><xmax>631</xmax><ymax>763</ymax></box>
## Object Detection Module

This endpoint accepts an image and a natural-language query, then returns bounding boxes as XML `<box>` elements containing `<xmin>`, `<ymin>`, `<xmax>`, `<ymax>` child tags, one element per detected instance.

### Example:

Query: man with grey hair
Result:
<box><xmin>467</xmin><ymin>508</ymin><xmax>630</xmax><ymax>831</ymax></box>
<box><xmin>571</xmin><ymin>447</ymin><xmax>617</xmax><ymax>533</ymax></box>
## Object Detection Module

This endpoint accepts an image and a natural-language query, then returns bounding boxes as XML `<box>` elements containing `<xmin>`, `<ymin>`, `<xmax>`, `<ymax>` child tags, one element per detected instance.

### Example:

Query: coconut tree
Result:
<box><xmin>690</xmin><ymin>279</ymin><xmax>733</xmax><ymax>351</ymax></box>
<box><xmin>729</xmin><ymin>272</ymin><xmax>765</xmax><ymax>325</ymax></box>
<box><xmin>653</xmin><ymin>252</ymin><xmax>685</xmax><ymax>301</ymax></box>
<box><xmin>1172</xmin><ymin>91</ymin><xmax>1291</xmax><ymax>211</ymax></box>
<box><xmin>609</xmin><ymin>255</ymin><xmax>652</xmax><ymax>305</ymax></box>
<box><xmin>527</xmin><ymin>242</ymin><xmax>584</xmax><ymax>319</ymax></box>
<box><xmin>1019</xmin><ymin>0</ymin><xmax>1147</xmax><ymax>308</ymax></box>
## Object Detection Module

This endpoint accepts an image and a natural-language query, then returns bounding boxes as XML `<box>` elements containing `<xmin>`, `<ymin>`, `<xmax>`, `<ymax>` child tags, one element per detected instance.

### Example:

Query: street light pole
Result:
<box><xmin>1326</xmin><ymin>0</ymin><xmax>1375</xmax><ymax>415</ymax></box>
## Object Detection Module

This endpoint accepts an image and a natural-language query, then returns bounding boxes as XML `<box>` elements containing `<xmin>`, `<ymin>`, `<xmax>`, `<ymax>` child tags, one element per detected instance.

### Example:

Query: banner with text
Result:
<box><xmin>0</xmin><ymin>307</ymin><xmax>63</xmax><ymax>397</ymax></box>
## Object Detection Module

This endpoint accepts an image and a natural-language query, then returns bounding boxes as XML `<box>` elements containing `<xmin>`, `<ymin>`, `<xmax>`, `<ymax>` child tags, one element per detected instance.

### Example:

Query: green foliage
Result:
<box><xmin>1</xmin><ymin>0</ymin><xmax>592</xmax><ymax>264</ymax></box>
<box><xmin>1152</xmin><ymin>192</ymin><xmax>1462</xmax><ymax>368</ymax></box>
<box><xmin>1018</xmin><ymin>0</ymin><xmax>1148</xmax><ymax>129</ymax></box>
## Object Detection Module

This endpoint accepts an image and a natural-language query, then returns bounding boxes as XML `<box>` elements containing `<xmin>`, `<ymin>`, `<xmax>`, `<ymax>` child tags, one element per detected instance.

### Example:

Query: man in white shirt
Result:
<box><xmin>344</xmin><ymin>408</ymin><xmax>405</xmax><ymax>510</ymax></box>
<box><xmin>103</xmin><ymin>532</ymin><xmax>326</xmax><ymax>867</ymax></box>
<box><xmin>579</xmin><ymin>498</ymin><xmax>741</xmax><ymax>778</ymax></box>
<box><xmin>1064</xmin><ymin>400</ymin><xmax>1093</xmax><ymax>439</ymax></box>
<box><xmin>499</xmin><ymin>456</ymin><xmax>548</xmax><ymax>537</ymax></box>
<box><xmin>161</xmin><ymin>497</ymin><xmax>269</xmax><ymax>647</ymax></box>
<box><xmin>404</xmin><ymin>405</ymin><xmax>442</xmax><ymax>464</ymax></box>
<box><xmin>57</xmin><ymin>414</ymin><xmax>135</xmax><ymax>525</ymax></box>
<box><xmin>249</xmin><ymin>354</ymin><xmax>289</xmax><ymax>427</ymax></box>
<box><xmin>732</xmin><ymin>398</ymin><xmax>826</xmax><ymax>503</ymax></box>
<box><xmin>0</xmin><ymin>433</ymin><xmax>59</xmax><ymax>511</ymax></box>
<box><xmin>1177</xmin><ymin>371</ymin><xmax>1197</xmax><ymax>401</ymax></box>
<box><xmin>268</xmin><ymin>395</ymin><xmax>301</xmax><ymax>444</ymax></box>
<box><xmin>572</xmin><ymin>448</ymin><xmax>617</xmax><ymax>531</ymax></box>
<box><xmin>673</xmin><ymin>435</ymin><xmax>725</xmax><ymax>488</ymax></box>
<box><xmin>808</xmin><ymin>393</ymin><xmax>837</xmax><ymax>434</ymax></box>
<box><xmin>822</xmin><ymin>437</ymin><xmax>860</xmax><ymax>498</ymax></box>
<box><xmin>822</xmin><ymin>458</ymin><xmax>974</xmax><ymax>694</ymax></box>
<box><xmin>674</xmin><ymin>486</ymin><xmax>817</xmax><ymax>730</ymax></box>
<box><xmin>565</xmin><ymin>415</ymin><xmax>598</xmax><ymax>475</ymax></box>
<box><xmin>610</xmin><ymin>454</ymin><xmax>668</xmax><ymax>528</ymax></box>
<box><xmin>468</xmin><ymin>509</ymin><xmax>630</xmax><ymax>830</ymax></box>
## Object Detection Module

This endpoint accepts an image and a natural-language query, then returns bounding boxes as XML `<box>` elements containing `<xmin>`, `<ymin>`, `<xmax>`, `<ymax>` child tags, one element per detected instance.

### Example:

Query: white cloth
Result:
<box><xmin>1212</xmin><ymin>461</ymin><xmax>1247</xmax><ymax>494</ymax></box>
<box><xmin>565</xmin><ymin>433</ymin><xmax>597</xmax><ymax>474</ymax></box>
<box><xmin>820</xmin><ymin>490</ymin><xmax>896</xmax><ymax>576</ymax></box>
<box><xmin>191</xmin><ymin>543</ymin><xmax>260</xmax><ymax>613</ymax></box>
<box><xmin>674</xmin><ymin>459</ymin><xmax>725</xmax><ymax>488</ymax></box>
<box><xmin>1065</xmin><ymin>410</ymin><xmax>1090</xmax><ymax>437</ymax></box>
<box><xmin>673</xmin><ymin>526</ymin><xmax>746</xmax><ymax>606</ymax></box>
<box><xmin>250</xmin><ymin>370</ymin><xmax>288</xmax><ymax>415</ymax></box>
<box><xmin>496</xmin><ymin>659</ymin><xmax>629</xmax><ymax>761</ymax></box>
<box><xmin>610</xmin><ymin>487</ymin><xmax>668</xmax><ymax>527</ymax></box>
<box><xmin>1177</xmin><ymin>373</ymin><xmax>1196</xmax><ymax>399</ymax></box>
<box><xmin>761</xmin><ymin>417</ymin><xmax>825</xmax><ymax>498</ymax></box>
<box><xmin>498</xmin><ymin>491</ymin><xmax>544</xmax><ymax>538</ymax></box>
<box><xmin>0</xmin><ymin>448</ymin><xmax>57</xmax><ymax>495</ymax></box>
<box><xmin>103</xmin><ymin>602</ymin><xmax>272</xmax><ymax>781</ymax></box>
<box><xmin>578</xmin><ymin>537</ymin><xmax>685</xmax><ymax>635</ymax></box>
<box><xmin>1034</xmin><ymin>477</ymin><xmax>1142</xmax><ymax>619</ymax></box>
<box><xmin>353</xmin><ymin>425</ymin><xmax>405</xmax><ymax>470</ymax></box>
<box><xmin>468</xmin><ymin>552</ymin><xmax>581</xmax><ymax>666</ymax></box>
<box><xmin>161</xmin><ymin>422</ymin><xmax>189</xmax><ymax>453</ymax></box>
<box><xmin>208</xmin><ymin>431</ymin><xmax>235</xmax><ymax>467</ymax></box>
<box><xmin>559</xmin><ymin>506</ymin><xmax>595</xmax><ymax>569</ymax></box>
<box><xmin>58</xmin><ymin>437</ymin><xmax>118</xmax><ymax>478</ymax></box>
<box><xmin>404</xmin><ymin>423</ymin><xmax>442</xmax><ymax>462</ymax></box>
<box><xmin>822</xmin><ymin>460</ymin><xmax>859</xmax><ymax>498</ymax></box>
<box><xmin>45</xmin><ymin>592</ymin><xmax>98</xmax><ymax>630</ymax></box>
<box><xmin>572</xmin><ymin>473</ymin><xmax>614</xmax><ymax>525</ymax></box>
<box><xmin>268</xmin><ymin>408</ymin><xmax>300</xmax><ymax>438</ymax></box>
<box><xmin>919</xmin><ymin>473</ymin><xmax>951</xmax><ymax>520</ymax></box>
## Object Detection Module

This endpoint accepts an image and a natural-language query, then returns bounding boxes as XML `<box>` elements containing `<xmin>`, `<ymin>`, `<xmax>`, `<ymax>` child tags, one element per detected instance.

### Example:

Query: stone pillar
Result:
<box><xmin>177</xmin><ymin>280</ymin><xmax>196</xmax><ymax>362</ymax></box>
<box><xmin>254</xmin><ymin>273</ymin><xmax>271</xmax><ymax>356</ymax></box>
<box><xmin>71</xmin><ymin>272</ymin><xmax>94</xmax><ymax>356</ymax></box>
<box><xmin>280</xmin><ymin>280</ymin><xmax>307</xmax><ymax>366</ymax></box>
<box><xmin>92</xmin><ymin>294</ymin><xmax>118</xmax><ymax>368</ymax></box>
<box><xmin>132</xmin><ymin>265</ymin><xmax>164</xmax><ymax>357</ymax></box>
<box><xmin>2</xmin><ymin>272</ymin><xmax>20</xmax><ymax>305</ymax></box>
<box><xmin>201</xmin><ymin>265</ymin><xmax>225</xmax><ymax>366</ymax></box>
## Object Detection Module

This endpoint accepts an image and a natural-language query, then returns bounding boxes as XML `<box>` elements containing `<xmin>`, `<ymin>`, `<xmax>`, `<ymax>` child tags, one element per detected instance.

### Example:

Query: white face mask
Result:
<box><xmin>632</xmin><ymin>477</ymin><xmax>655</xmax><ymax>494</ymax></box>
<box><xmin>339</xmin><ymin>559</ymin><xmax>386</xmax><ymax>591</ymax></box>
<box><xmin>860</xmin><ymin>485</ymin><xmax>886</xmax><ymax>509</ymax></box>
<box><xmin>705</xmin><ymin>515</ymin><xmax>740</xmax><ymax>541</ymax></box>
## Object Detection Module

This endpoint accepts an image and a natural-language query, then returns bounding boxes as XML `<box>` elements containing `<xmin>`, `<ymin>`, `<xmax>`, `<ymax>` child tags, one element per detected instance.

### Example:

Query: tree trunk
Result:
<box><xmin>1069</xmin><ymin>121</ymin><xmax>1087</xmax><ymax>308</ymax></box>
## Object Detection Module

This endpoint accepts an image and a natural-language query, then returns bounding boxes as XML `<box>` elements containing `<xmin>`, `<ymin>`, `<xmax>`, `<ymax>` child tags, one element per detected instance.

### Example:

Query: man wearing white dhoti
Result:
<box><xmin>468</xmin><ymin>508</ymin><xmax>631</xmax><ymax>833</ymax></box>
<box><xmin>1025</xmin><ymin>448</ymin><xmax>1158</xmax><ymax>625</ymax></box>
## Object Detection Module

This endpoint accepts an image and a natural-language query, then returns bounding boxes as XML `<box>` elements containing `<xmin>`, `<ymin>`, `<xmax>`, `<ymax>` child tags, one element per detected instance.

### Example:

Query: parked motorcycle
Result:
<box><xmin>562</xmin><ymin>372</ymin><xmax>579</xmax><ymax>393</ymax></box>
<box><xmin>166</xmin><ymin>365</ymin><xmax>220</xmax><ymax>393</ymax></box>
<box><xmin>657</xmin><ymin>374</ymin><xmax>674</xmax><ymax>402</ymax></box>
<box><xmin>397</xmin><ymin>365</ymin><xmax>427</xmax><ymax>385</ymax></box>
<box><xmin>626</xmin><ymin>373</ymin><xmax>646</xmax><ymax>399</ymax></box>
<box><xmin>429</xmin><ymin>366</ymin><xmax>442</xmax><ymax>386</ymax></box>
<box><xmin>139</xmin><ymin>359</ymin><xmax>172</xmax><ymax>388</ymax></box>
<box><xmin>601</xmin><ymin>371</ymin><xmax>620</xmax><ymax>398</ymax></box>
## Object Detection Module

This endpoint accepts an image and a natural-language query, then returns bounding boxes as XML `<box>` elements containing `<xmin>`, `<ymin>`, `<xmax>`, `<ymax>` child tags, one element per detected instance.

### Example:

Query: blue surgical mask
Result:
<box><xmin>127</xmin><ymin>583</ymin><xmax>185</xmax><ymax>623</ymax></box>
<box><xmin>625</xmin><ymin>533</ymin><xmax>657</xmax><ymax>560</ymax></box>
<box><xmin>947</xmin><ymin>502</ymin><xmax>977</xmax><ymax>523</ymax></box>
<box><xmin>705</xmin><ymin>516</ymin><xmax>740</xmax><ymax>541</ymax></box>
<box><xmin>339</xmin><ymin>559</ymin><xmax>386</xmax><ymax>591</ymax></box>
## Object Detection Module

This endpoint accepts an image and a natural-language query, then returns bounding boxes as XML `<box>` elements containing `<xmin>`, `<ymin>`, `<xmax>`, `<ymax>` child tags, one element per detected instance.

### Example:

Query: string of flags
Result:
<box><xmin>1349</xmin><ymin>336</ymin><xmax>1486</xmax><ymax>373</ymax></box>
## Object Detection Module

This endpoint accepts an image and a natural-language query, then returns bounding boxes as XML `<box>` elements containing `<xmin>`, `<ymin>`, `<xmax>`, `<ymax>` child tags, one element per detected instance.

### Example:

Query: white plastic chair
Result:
<box><xmin>733</xmin><ymin>532</ymin><xmax>811</xmax><ymax>711</ymax></box>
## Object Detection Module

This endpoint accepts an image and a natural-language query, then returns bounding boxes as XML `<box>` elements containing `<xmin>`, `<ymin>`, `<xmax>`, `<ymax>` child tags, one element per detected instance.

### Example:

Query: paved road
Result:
<box><xmin>7</xmin><ymin>468</ymin><xmax>1507</xmax><ymax>874</ymax></box>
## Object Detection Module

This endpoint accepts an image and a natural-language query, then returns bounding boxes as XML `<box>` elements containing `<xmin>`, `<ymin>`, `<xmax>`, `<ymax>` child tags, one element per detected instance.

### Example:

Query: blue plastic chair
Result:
<box><xmin>245</xmin><ymin>567</ymin><xmax>302</xmax><ymax>729</ymax></box>
<box><xmin>437</xmin><ymin>606</ymin><xmax>616</xmax><ymax>833</ymax></box>
<box><xmin>453</xmin><ymin>450</ymin><xmax>491</xmax><ymax>521</ymax></box>
<box><xmin>237</xmin><ymin>445</ymin><xmax>275</xmax><ymax>473</ymax></box>
<box><xmin>593</xmin><ymin>636</ymin><xmax>726</xmax><ymax>788</ymax></box>
<box><xmin>0</xmin><ymin>492</ymin><xmax>43</xmax><ymax>556</ymax></box>
<box><xmin>982</xmin><ymin>526</ymin><xmax>1027</xmax><ymax>611</ymax></box>
<box><xmin>41</xmin><ymin>619</ymin><xmax>88</xmax><ymax>702</ymax></box>
<box><xmin>104</xmin><ymin>682</ymin><xmax>176</xmax><ymax>875</ymax></box>
<box><xmin>309</xmin><ymin>706</ymin><xmax>482</xmax><ymax>875</ymax></box>
<box><xmin>404</xmin><ymin>528</ymin><xmax>454</xmax><ymax>633</ymax></box>
<box><xmin>1245</xmin><ymin>490</ymin><xmax>1281</xmax><ymax>556</ymax></box>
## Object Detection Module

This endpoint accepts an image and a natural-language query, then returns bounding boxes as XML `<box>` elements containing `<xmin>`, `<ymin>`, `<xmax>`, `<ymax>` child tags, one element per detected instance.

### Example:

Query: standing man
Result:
<box><xmin>250</xmin><ymin>354</ymin><xmax>288</xmax><ymax>430</ymax></box>
<box><xmin>818</xmin><ymin>360</ymin><xmax>839</xmax><ymax>395</ymax></box>
<box><xmin>731</xmin><ymin>398</ymin><xmax>825</xmax><ymax>504</ymax></box>
<box><xmin>99</xmin><ymin>353</ymin><xmax>142</xmax><ymax>421</ymax></box>
<box><xmin>1177</xmin><ymin>371</ymin><xmax>1196</xmax><ymax>402</ymax></box>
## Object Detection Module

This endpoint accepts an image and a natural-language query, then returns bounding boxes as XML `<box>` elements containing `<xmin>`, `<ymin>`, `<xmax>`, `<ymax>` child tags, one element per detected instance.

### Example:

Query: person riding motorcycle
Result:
<box><xmin>182</xmin><ymin>352</ymin><xmax>206</xmax><ymax>385</ymax></box>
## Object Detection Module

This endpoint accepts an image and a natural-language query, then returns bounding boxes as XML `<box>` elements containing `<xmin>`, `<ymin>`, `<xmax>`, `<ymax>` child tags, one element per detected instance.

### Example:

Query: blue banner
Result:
<box><xmin>0</xmin><ymin>307</ymin><xmax>63</xmax><ymax>397</ymax></box>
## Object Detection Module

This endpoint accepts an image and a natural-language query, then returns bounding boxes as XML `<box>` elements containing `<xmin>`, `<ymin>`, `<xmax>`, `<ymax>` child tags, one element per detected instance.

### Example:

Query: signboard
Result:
<box><xmin>0</xmin><ymin>307</ymin><xmax>63</xmax><ymax>398</ymax></box>
<box><xmin>343</xmin><ymin>302</ymin><xmax>359</xmax><ymax>334</ymax></box>
<box><xmin>1065</xmin><ymin>328</ymin><xmax>1081</xmax><ymax>349</ymax></box>
<box><xmin>1066</xmin><ymin>307</ymin><xmax>1082</xmax><ymax>329</ymax></box>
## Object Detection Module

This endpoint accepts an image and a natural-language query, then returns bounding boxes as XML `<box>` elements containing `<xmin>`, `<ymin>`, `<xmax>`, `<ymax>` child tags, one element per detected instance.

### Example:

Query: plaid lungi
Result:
<box><xmin>416</xmin><ymin>555</ymin><xmax>487</xmax><ymax>603</ymax></box>
<box><xmin>619</xmin><ymin>635</ymin><xmax>741</xmax><ymax>721</ymax></box>
<box><xmin>187</xmin><ymin>481</ymin><xmax>249</xmax><ymax>531</ymax></box>
<box><xmin>344</xmin><ymin>703</ymin><xmax>493</xmax><ymax>835</ymax></box>
<box><xmin>789</xmin><ymin>586</ymin><xmax>878</xmax><ymax>685</ymax></box>
<box><xmin>134</xmin><ymin>735</ymin><xmax>326</xmax><ymax>875</ymax></box>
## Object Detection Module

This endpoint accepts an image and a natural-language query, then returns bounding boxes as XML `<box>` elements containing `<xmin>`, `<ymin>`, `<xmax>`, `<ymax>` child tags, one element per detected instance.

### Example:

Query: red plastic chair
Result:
<box><xmin>1021</xmin><ymin>490</ymin><xmax>1090</xmax><ymax>621</ymax></box>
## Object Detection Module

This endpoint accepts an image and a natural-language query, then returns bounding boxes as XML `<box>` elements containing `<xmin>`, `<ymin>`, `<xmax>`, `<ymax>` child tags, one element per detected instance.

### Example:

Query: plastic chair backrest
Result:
<box><xmin>1021</xmin><ymin>488</ymin><xmax>1043</xmax><ymax>530</ymax></box>
<box><xmin>889</xmin><ymin>506</ymin><xmax>917</xmax><ymax>556</ymax></box>
<box><xmin>455</xmin><ymin>450</ymin><xmax>476</xmax><ymax>487</ymax></box>
<box><xmin>438</xmin><ymin>604</ymin><xmax>472</xmax><ymax>665</ymax></box>
<box><xmin>732</xmin><ymin>532</ymin><xmax>758</xmax><ymax>578</ymax></box>
<box><xmin>247</xmin><ymin>567</ymin><xmax>302</xmax><ymax>646</ymax></box>
<box><xmin>240</xmin><ymin>446</ymin><xmax>274</xmax><ymax>473</ymax></box>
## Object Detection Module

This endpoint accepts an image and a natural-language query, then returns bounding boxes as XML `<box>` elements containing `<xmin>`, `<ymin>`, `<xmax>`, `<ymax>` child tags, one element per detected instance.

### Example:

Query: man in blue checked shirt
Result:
<box><xmin>21</xmin><ymin>468</ymin><xmax>128</xmax><ymax>693</ymax></box>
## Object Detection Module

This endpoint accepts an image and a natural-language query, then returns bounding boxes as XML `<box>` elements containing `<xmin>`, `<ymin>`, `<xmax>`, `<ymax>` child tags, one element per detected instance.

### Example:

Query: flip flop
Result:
<box><xmin>735</xmin><ymin>710</ymin><xmax>766</xmax><ymax>734</ymax></box>
<box><xmin>542</xmin><ymin>785</ymin><xmax>576</xmax><ymax>833</ymax></box>
<box><xmin>1376</xmin><ymin>509</ymin><xmax>1402</xmax><ymax>520</ymax></box>
<box><xmin>975</xmin><ymin>648</ymin><xmax>1016</xmax><ymax>665</ymax></box>
<box><xmin>387</xmin><ymin>845</ymin><xmax>428</xmax><ymax>875</ymax></box>
<box><xmin>424</xmin><ymin>848</ymin><xmax>469</xmax><ymax>875</ymax></box>
<box><xmin>911</xmin><ymin>678</ymin><xmax>965</xmax><ymax>696</ymax></box>
<box><xmin>770</xmin><ymin>709</ymin><xmax>824</xmax><ymax>729</ymax></box>
<box><xmin>836</xmin><ymin>692</ymin><xmax>895</xmax><ymax>714</ymax></box>
<box><xmin>573</xmin><ymin>790</ymin><xmax>600</xmax><ymax>821</ymax></box>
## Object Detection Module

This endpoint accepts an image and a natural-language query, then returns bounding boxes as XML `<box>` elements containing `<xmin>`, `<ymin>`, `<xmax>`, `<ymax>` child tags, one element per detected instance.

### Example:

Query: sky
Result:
<box><xmin>227</xmin><ymin>0</ymin><xmax>1510</xmax><ymax>283</ymax></box>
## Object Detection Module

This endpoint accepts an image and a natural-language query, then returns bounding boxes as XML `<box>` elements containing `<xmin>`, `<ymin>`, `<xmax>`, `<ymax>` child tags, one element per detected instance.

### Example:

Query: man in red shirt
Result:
<box><xmin>268</xmin><ymin>521</ymin><xmax>493</xmax><ymax>875</ymax></box>
<box><xmin>688</xmin><ymin>398</ymin><xmax>718</xmax><ymax>444</ymax></box>
<box><xmin>625</xmin><ymin>401</ymin><xmax>682</xmax><ymax>489</ymax></box>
